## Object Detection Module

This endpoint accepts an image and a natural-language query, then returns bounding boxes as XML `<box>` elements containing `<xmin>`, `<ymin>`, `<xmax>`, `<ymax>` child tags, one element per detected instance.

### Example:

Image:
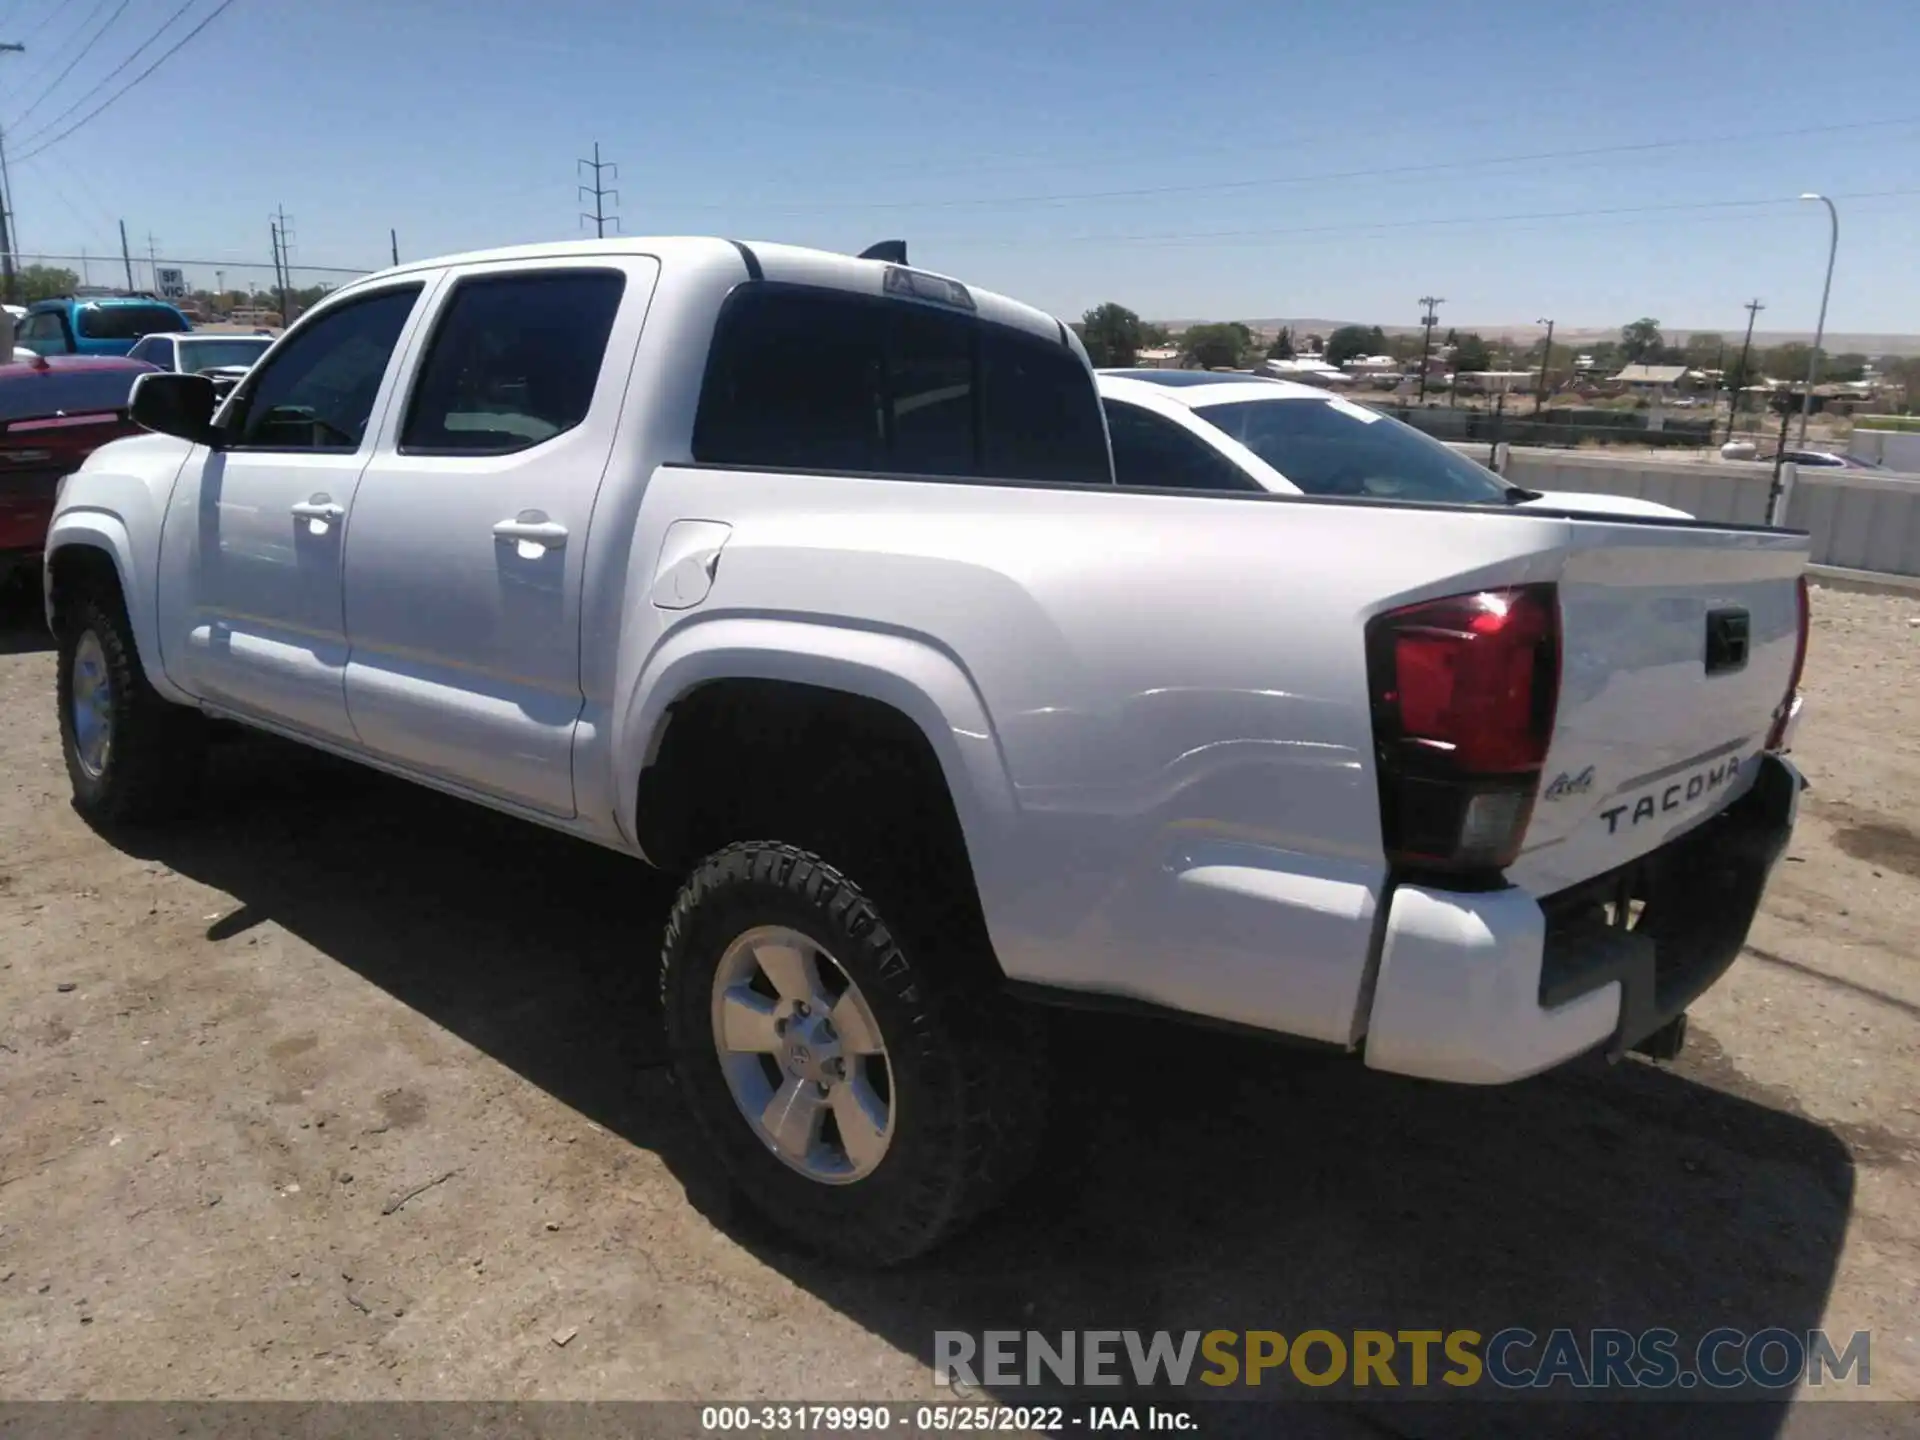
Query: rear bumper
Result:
<box><xmin>1363</xmin><ymin>753</ymin><xmax>1801</xmax><ymax>1084</ymax></box>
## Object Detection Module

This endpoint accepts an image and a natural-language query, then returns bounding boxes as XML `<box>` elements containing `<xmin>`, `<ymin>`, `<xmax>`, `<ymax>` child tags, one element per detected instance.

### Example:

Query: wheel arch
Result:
<box><xmin>44</xmin><ymin>513</ymin><xmax>191</xmax><ymax>706</ymax></box>
<box><xmin>617</xmin><ymin>616</ymin><xmax>1020</xmax><ymax>875</ymax></box>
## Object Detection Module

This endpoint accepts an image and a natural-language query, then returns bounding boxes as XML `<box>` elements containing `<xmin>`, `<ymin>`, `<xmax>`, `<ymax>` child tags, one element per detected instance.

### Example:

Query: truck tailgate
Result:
<box><xmin>1510</xmin><ymin>518</ymin><xmax>1809</xmax><ymax>896</ymax></box>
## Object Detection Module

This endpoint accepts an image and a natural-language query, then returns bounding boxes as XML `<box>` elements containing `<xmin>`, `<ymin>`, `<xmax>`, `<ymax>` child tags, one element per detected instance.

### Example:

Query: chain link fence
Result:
<box><xmin>4</xmin><ymin>251</ymin><xmax>379</xmax><ymax>329</ymax></box>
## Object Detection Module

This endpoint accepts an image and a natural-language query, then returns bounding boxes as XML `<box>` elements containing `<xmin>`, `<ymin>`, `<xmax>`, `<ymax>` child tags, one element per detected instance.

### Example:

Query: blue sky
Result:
<box><xmin>5</xmin><ymin>0</ymin><xmax>1918</xmax><ymax>334</ymax></box>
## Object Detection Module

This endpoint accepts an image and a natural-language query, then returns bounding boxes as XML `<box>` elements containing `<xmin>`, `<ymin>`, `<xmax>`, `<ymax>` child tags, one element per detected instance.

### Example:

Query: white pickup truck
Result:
<box><xmin>43</xmin><ymin>238</ymin><xmax>1809</xmax><ymax>1265</ymax></box>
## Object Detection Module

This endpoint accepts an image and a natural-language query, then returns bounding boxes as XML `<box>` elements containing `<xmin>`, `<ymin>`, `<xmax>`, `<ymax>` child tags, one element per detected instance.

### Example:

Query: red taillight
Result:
<box><xmin>1765</xmin><ymin>574</ymin><xmax>1810</xmax><ymax>752</ymax></box>
<box><xmin>1367</xmin><ymin>584</ymin><xmax>1560</xmax><ymax>874</ymax></box>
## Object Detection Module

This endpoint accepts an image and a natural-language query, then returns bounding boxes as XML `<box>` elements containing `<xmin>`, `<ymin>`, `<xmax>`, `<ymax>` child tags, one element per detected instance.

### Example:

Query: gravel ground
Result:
<box><xmin>1</xmin><ymin>580</ymin><xmax>1917</xmax><ymax>1435</ymax></box>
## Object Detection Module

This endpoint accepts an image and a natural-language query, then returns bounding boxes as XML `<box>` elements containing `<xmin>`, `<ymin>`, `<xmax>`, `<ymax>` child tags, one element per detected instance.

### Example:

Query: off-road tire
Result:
<box><xmin>661</xmin><ymin>841</ymin><xmax>1045</xmax><ymax>1266</ymax></box>
<box><xmin>56</xmin><ymin>585</ymin><xmax>205</xmax><ymax>827</ymax></box>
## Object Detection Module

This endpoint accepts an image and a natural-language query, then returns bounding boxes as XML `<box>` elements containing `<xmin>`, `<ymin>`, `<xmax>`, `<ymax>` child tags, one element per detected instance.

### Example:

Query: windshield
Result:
<box><xmin>1194</xmin><ymin>396</ymin><xmax>1511</xmax><ymax>505</ymax></box>
<box><xmin>74</xmin><ymin>303</ymin><xmax>189</xmax><ymax>341</ymax></box>
<box><xmin>177</xmin><ymin>337</ymin><xmax>272</xmax><ymax>372</ymax></box>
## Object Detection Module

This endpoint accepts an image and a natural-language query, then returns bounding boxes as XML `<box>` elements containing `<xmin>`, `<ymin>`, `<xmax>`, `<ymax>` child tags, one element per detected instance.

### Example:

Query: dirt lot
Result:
<box><xmin>2</xmin><ymin>581</ymin><xmax>1918</xmax><ymax>1433</ymax></box>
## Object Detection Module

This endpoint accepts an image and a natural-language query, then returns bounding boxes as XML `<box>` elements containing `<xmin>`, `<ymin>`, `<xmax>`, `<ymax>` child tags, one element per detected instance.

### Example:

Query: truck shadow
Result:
<box><xmin>0</xmin><ymin>577</ymin><xmax>54</xmax><ymax>654</ymax></box>
<box><xmin>120</xmin><ymin>738</ymin><xmax>1854</xmax><ymax>1440</ymax></box>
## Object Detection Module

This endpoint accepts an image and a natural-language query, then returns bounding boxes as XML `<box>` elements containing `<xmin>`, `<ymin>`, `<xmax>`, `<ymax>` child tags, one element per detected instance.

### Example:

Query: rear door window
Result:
<box><xmin>400</xmin><ymin>270</ymin><xmax>626</xmax><ymax>454</ymax></box>
<box><xmin>693</xmin><ymin>282</ymin><xmax>1109</xmax><ymax>485</ymax></box>
<box><xmin>1103</xmin><ymin>400</ymin><xmax>1260</xmax><ymax>491</ymax></box>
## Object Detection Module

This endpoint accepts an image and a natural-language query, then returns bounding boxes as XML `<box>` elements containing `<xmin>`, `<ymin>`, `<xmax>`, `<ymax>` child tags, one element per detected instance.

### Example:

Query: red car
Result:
<box><xmin>0</xmin><ymin>354</ymin><xmax>155</xmax><ymax>586</ymax></box>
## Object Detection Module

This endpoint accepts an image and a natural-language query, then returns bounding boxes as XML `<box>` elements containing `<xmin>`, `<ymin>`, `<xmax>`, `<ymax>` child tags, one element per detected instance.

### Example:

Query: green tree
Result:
<box><xmin>1826</xmin><ymin>352</ymin><xmax>1868</xmax><ymax>383</ymax></box>
<box><xmin>1878</xmin><ymin>355</ymin><xmax>1920</xmax><ymax>409</ymax></box>
<box><xmin>1302</xmin><ymin>332</ymin><xmax>1324</xmax><ymax>354</ymax></box>
<box><xmin>1080</xmin><ymin>302</ymin><xmax>1147</xmax><ymax>369</ymax></box>
<box><xmin>1267</xmin><ymin>326</ymin><xmax>1294</xmax><ymax>360</ymax></box>
<box><xmin>1367</xmin><ymin>325</ymin><xmax>1388</xmax><ymax>354</ymax></box>
<box><xmin>1682</xmin><ymin>331</ymin><xmax>1726</xmax><ymax>369</ymax></box>
<box><xmin>1181</xmin><ymin>321</ymin><xmax>1252</xmax><ymax>370</ymax></box>
<box><xmin>1452</xmin><ymin>331</ymin><xmax>1493</xmax><ymax>371</ymax></box>
<box><xmin>1764</xmin><ymin>343</ymin><xmax>1813</xmax><ymax>381</ymax></box>
<box><xmin>1387</xmin><ymin>331</ymin><xmax>1426</xmax><ymax>362</ymax></box>
<box><xmin>13</xmin><ymin>264</ymin><xmax>79</xmax><ymax>303</ymax></box>
<box><xmin>1620</xmin><ymin>317</ymin><xmax>1664</xmax><ymax>363</ymax></box>
<box><xmin>1324</xmin><ymin>324</ymin><xmax>1376</xmax><ymax>367</ymax></box>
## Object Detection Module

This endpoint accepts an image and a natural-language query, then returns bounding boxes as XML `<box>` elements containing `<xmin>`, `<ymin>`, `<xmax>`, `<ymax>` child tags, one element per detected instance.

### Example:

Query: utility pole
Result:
<box><xmin>1416</xmin><ymin>295</ymin><xmax>1444</xmax><ymax>402</ymax></box>
<box><xmin>0</xmin><ymin>41</ymin><xmax>26</xmax><ymax>305</ymax></box>
<box><xmin>119</xmin><ymin>219</ymin><xmax>134</xmax><ymax>292</ymax></box>
<box><xmin>1729</xmin><ymin>298</ymin><xmax>1765</xmax><ymax>443</ymax></box>
<box><xmin>146</xmin><ymin>232</ymin><xmax>159</xmax><ymax>292</ymax></box>
<box><xmin>271</xmin><ymin>205</ymin><xmax>293</xmax><ymax>324</ymax></box>
<box><xmin>1534</xmin><ymin>317</ymin><xmax>1555</xmax><ymax>415</ymax></box>
<box><xmin>578</xmin><ymin>142</ymin><xmax>619</xmax><ymax>238</ymax></box>
<box><xmin>270</xmin><ymin>221</ymin><xmax>287</xmax><ymax>326</ymax></box>
<box><xmin>390</xmin><ymin>228</ymin><xmax>399</xmax><ymax>266</ymax></box>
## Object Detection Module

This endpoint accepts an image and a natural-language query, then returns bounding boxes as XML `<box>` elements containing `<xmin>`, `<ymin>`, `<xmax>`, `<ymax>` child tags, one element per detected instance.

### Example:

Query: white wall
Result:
<box><xmin>1848</xmin><ymin>428</ymin><xmax>1920</xmax><ymax>472</ymax></box>
<box><xmin>1451</xmin><ymin>443</ymin><xmax>1920</xmax><ymax>580</ymax></box>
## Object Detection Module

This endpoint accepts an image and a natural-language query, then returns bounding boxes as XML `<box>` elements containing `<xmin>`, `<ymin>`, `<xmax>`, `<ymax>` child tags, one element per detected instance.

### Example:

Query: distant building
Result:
<box><xmin>1263</xmin><ymin>357</ymin><xmax>1356</xmax><ymax>387</ymax></box>
<box><xmin>1341</xmin><ymin>354</ymin><xmax>1403</xmax><ymax>380</ymax></box>
<box><xmin>1132</xmin><ymin>346</ymin><xmax>1182</xmax><ymax>369</ymax></box>
<box><xmin>1614</xmin><ymin>363</ymin><xmax>1689</xmax><ymax>388</ymax></box>
<box><xmin>1454</xmin><ymin>370</ymin><xmax>1538</xmax><ymax>396</ymax></box>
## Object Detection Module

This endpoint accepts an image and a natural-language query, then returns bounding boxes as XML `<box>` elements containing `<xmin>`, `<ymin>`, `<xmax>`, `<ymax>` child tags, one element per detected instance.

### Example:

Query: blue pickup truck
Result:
<box><xmin>15</xmin><ymin>294</ymin><xmax>192</xmax><ymax>358</ymax></box>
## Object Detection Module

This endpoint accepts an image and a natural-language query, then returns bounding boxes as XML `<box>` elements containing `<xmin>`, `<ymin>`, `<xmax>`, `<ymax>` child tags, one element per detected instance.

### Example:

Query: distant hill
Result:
<box><xmin>1155</xmin><ymin>318</ymin><xmax>1920</xmax><ymax>358</ymax></box>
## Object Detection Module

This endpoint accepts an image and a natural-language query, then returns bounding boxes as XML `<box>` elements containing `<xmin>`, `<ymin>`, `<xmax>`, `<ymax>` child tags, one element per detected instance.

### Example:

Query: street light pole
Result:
<box><xmin>1534</xmin><ymin>317</ymin><xmax>1554</xmax><ymax>415</ymax></box>
<box><xmin>1797</xmin><ymin>193</ymin><xmax>1838</xmax><ymax>444</ymax></box>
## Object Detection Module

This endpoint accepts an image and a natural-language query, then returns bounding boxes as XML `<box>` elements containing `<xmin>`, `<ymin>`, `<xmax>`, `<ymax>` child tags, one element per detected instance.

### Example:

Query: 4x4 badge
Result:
<box><xmin>1543</xmin><ymin>766</ymin><xmax>1595</xmax><ymax>801</ymax></box>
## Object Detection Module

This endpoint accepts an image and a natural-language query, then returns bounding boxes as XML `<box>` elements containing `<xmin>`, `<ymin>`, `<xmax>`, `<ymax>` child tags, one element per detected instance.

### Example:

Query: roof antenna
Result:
<box><xmin>857</xmin><ymin>240</ymin><xmax>907</xmax><ymax>264</ymax></box>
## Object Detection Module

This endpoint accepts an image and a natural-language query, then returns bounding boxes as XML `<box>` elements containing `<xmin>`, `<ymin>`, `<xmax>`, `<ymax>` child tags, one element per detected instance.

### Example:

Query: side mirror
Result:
<box><xmin>130</xmin><ymin>371</ymin><xmax>221</xmax><ymax>446</ymax></box>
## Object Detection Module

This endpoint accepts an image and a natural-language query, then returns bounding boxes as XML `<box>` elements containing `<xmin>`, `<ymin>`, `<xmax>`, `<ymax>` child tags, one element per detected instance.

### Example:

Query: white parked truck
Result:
<box><xmin>43</xmin><ymin>238</ymin><xmax>1810</xmax><ymax>1264</ymax></box>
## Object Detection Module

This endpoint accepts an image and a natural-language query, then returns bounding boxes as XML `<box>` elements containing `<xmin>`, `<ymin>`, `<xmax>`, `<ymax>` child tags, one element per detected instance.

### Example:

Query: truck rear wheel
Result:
<box><xmin>660</xmin><ymin>841</ymin><xmax>1043</xmax><ymax>1266</ymax></box>
<box><xmin>56</xmin><ymin>587</ymin><xmax>205</xmax><ymax>827</ymax></box>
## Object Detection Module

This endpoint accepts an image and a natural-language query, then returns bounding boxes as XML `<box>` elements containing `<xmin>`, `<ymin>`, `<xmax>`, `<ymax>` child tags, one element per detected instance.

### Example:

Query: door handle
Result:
<box><xmin>493</xmin><ymin>515</ymin><xmax>569</xmax><ymax>552</ymax></box>
<box><xmin>290</xmin><ymin>498</ymin><xmax>346</xmax><ymax>521</ymax></box>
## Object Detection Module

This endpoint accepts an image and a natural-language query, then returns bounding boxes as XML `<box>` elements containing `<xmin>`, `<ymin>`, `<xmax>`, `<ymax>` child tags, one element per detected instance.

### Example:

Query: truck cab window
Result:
<box><xmin>225</xmin><ymin>285</ymin><xmax>423</xmax><ymax>452</ymax></box>
<box><xmin>693</xmin><ymin>282</ymin><xmax>1108</xmax><ymax>485</ymax></box>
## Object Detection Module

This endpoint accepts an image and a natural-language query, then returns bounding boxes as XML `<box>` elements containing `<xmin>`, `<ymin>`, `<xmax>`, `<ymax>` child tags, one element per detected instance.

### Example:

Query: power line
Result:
<box><xmin>11</xmin><ymin>0</ymin><xmax>237</xmax><ymax>164</ymax></box>
<box><xmin>10</xmin><ymin>0</ymin><xmax>127</xmax><ymax>130</ymax></box>
<box><xmin>16</xmin><ymin>153</ymin><xmax>115</xmax><ymax>253</ymax></box>
<box><xmin>7</xmin><ymin>0</ymin><xmax>111</xmax><ymax>118</ymax></box>
<box><xmin>2</xmin><ymin>246</ymin><xmax>370</xmax><ymax>275</ymax></box>
<box><xmin>16</xmin><ymin>3</ymin><xmax>63</xmax><ymax>45</ymax></box>
<box><xmin>682</xmin><ymin>114</ymin><xmax>1920</xmax><ymax>216</ymax></box>
<box><xmin>577</xmin><ymin>141</ymin><xmax>618</xmax><ymax>237</ymax></box>
<box><xmin>977</xmin><ymin>186</ymin><xmax>1920</xmax><ymax>250</ymax></box>
<box><xmin>11</xmin><ymin>0</ymin><xmax>194</xmax><ymax>147</ymax></box>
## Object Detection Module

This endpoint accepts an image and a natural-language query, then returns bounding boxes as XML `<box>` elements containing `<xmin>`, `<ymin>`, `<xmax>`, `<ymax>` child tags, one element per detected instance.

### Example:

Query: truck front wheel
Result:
<box><xmin>55</xmin><ymin>587</ymin><xmax>205</xmax><ymax>827</ymax></box>
<box><xmin>660</xmin><ymin>841</ymin><xmax>1042</xmax><ymax>1266</ymax></box>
